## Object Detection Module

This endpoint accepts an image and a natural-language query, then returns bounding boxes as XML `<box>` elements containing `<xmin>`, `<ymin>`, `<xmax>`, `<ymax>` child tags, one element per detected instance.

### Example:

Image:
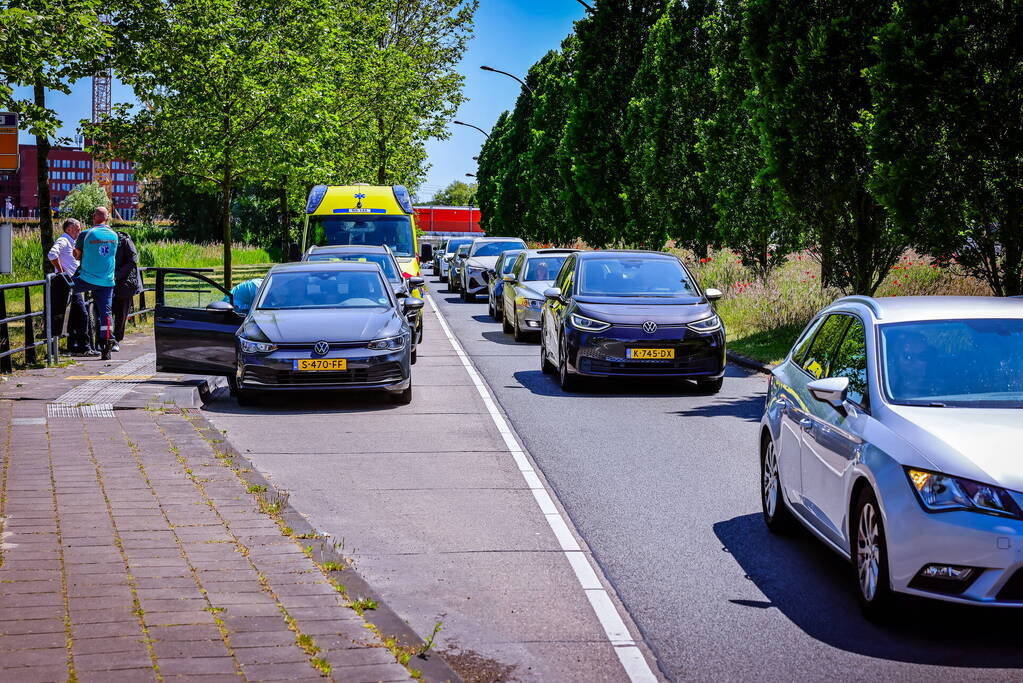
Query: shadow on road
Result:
<box><xmin>471</xmin><ymin>314</ymin><xmax>497</xmax><ymax>324</ymax></box>
<box><xmin>669</xmin><ymin>394</ymin><xmax>764</xmax><ymax>422</ymax></box>
<box><xmin>512</xmin><ymin>369</ymin><xmax>726</xmax><ymax>398</ymax></box>
<box><xmin>482</xmin><ymin>331</ymin><xmax>532</xmax><ymax>347</ymax></box>
<box><xmin>714</xmin><ymin>513</ymin><xmax>1023</xmax><ymax>668</ymax></box>
<box><xmin>202</xmin><ymin>388</ymin><xmax>401</xmax><ymax>415</ymax></box>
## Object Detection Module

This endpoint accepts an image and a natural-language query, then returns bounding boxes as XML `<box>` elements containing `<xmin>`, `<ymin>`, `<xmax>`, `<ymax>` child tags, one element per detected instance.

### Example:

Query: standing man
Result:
<box><xmin>72</xmin><ymin>207</ymin><xmax>119</xmax><ymax>360</ymax></box>
<box><xmin>111</xmin><ymin>230</ymin><xmax>143</xmax><ymax>352</ymax></box>
<box><xmin>47</xmin><ymin>218</ymin><xmax>95</xmax><ymax>355</ymax></box>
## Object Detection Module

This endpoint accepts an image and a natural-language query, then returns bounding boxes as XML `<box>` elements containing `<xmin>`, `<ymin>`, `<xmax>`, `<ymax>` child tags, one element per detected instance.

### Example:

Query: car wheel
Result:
<box><xmin>411</xmin><ymin>347</ymin><xmax>417</xmax><ymax>365</ymax></box>
<box><xmin>513</xmin><ymin>313</ymin><xmax>527</xmax><ymax>342</ymax></box>
<box><xmin>464</xmin><ymin>288</ymin><xmax>476</xmax><ymax>303</ymax></box>
<box><xmin>417</xmin><ymin>323</ymin><xmax>424</xmax><ymax>344</ymax></box>
<box><xmin>540</xmin><ymin>331</ymin><xmax>556</xmax><ymax>375</ymax></box>
<box><xmin>558</xmin><ymin>336</ymin><xmax>580</xmax><ymax>392</ymax></box>
<box><xmin>236</xmin><ymin>388</ymin><xmax>258</xmax><ymax>407</ymax></box>
<box><xmin>502</xmin><ymin>310</ymin><xmax>513</xmax><ymax>334</ymax></box>
<box><xmin>439</xmin><ymin>273</ymin><xmax>447</xmax><ymax>283</ymax></box>
<box><xmin>392</xmin><ymin>383</ymin><xmax>413</xmax><ymax>405</ymax></box>
<box><xmin>697</xmin><ymin>377</ymin><xmax>724</xmax><ymax>394</ymax></box>
<box><xmin>761</xmin><ymin>434</ymin><xmax>796</xmax><ymax>533</ymax></box>
<box><xmin>488</xmin><ymin>298</ymin><xmax>495</xmax><ymax>319</ymax></box>
<box><xmin>853</xmin><ymin>487</ymin><xmax>896</xmax><ymax>622</ymax></box>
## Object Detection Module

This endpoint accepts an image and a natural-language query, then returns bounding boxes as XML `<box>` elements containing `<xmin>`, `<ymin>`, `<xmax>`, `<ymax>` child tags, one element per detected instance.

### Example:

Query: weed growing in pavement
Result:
<box><xmin>320</xmin><ymin>561</ymin><xmax>345</xmax><ymax>572</ymax></box>
<box><xmin>419</xmin><ymin>621</ymin><xmax>443</xmax><ymax>658</ymax></box>
<box><xmin>311</xmin><ymin>657</ymin><xmax>331</xmax><ymax>675</ymax></box>
<box><xmin>280</xmin><ymin>526</ymin><xmax>293</xmax><ymax>536</ymax></box>
<box><xmin>296</xmin><ymin>633</ymin><xmax>320</xmax><ymax>655</ymax></box>
<box><xmin>349</xmin><ymin>597</ymin><xmax>378</xmax><ymax>615</ymax></box>
<box><xmin>246</xmin><ymin>484</ymin><xmax>267</xmax><ymax>493</ymax></box>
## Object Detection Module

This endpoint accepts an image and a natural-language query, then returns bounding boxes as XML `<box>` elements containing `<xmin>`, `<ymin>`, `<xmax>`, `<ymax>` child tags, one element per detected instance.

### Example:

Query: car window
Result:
<box><xmin>801</xmin><ymin>314</ymin><xmax>850</xmax><ymax>380</ymax></box>
<box><xmin>828</xmin><ymin>317</ymin><xmax>869</xmax><ymax>408</ymax></box>
<box><xmin>257</xmin><ymin>270</ymin><xmax>391</xmax><ymax>309</ymax></box>
<box><xmin>471</xmin><ymin>240</ymin><xmax>526</xmax><ymax>257</ymax></box>
<box><xmin>511</xmin><ymin>253</ymin><xmax>526</xmax><ymax>279</ymax></box>
<box><xmin>524</xmin><ymin>256</ymin><xmax>569</xmax><ymax>282</ymax></box>
<box><xmin>500</xmin><ymin>253</ymin><xmax>520</xmax><ymax>275</ymax></box>
<box><xmin>162</xmin><ymin>271</ymin><xmax>231</xmax><ymax>311</ymax></box>
<box><xmin>578</xmin><ymin>257</ymin><xmax>699</xmax><ymax>296</ymax></box>
<box><xmin>556</xmin><ymin>255</ymin><xmax>575</xmax><ymax>293</ymax></box>
<box><xmin>791</xmin><ymin>317</ymin><xmax>824</xmax><ymax>365</ymax></box>
<box><xmin>305</xmin><ymin>253</ymin><xmax>400</xmax><ymax>282</ymax></box>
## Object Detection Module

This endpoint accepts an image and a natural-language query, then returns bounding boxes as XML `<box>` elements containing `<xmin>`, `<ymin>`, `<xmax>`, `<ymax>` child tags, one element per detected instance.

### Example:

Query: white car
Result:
<box><xmin>761</xmin><ymin>295</ymin><xmax>1023</xmax><ymax>619</ymax></box>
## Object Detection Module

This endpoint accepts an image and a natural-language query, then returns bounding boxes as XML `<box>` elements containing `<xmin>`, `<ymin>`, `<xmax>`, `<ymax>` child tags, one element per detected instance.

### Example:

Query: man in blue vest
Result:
<box><xmin>73</xmin><ymin>206</ymin><xmax>119</xmax><ymax>360</ymax></box>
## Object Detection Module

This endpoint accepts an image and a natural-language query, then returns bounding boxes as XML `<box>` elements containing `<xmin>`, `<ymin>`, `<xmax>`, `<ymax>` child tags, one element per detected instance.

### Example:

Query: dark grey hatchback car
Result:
<box><xmin>154</xmin><ymin>262</ymin><xmax>424</xmax><ymax>406</ymax></box>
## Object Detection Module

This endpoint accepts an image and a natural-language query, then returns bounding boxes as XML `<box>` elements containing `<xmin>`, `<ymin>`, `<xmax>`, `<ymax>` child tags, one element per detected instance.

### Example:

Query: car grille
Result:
<box><xmin>580</xmin><ymin>356</ymin><xmax>721</xmax><ymax>375</ymax></box>
<box><xmin>996</xmin><ymin>569</ymin><xmax>1023</xmax><ymax>601</ymax></box>
<box><xmin>243</xmin><ymin>363</ymin><xmax>404</xmax><ymax>386</ymax></box>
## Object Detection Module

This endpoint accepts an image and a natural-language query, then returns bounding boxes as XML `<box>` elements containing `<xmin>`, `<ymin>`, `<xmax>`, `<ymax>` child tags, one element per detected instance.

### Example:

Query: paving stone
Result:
<box><xmin>155</xmin><ymin>656</ymin><xmax>239</xmax><ymax>675</ymax></box>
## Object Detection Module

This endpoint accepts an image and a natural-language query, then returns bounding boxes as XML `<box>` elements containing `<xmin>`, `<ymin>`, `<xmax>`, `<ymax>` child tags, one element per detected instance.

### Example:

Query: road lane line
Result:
<box><xmin>425</xmin><ymin>293</ymin><xmax>659</xmax><ymax>683</ymax></box>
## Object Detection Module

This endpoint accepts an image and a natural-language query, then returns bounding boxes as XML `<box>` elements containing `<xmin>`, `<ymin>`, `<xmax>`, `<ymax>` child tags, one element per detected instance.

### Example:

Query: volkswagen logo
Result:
<box><xmin>642</xmin><ymin>321</ymin><xmax>658</xmax><ymax>334</ymax></box>
<box><xmin>313</xmin><ymin>341</ymin><xmax>330</xmax><ymax>356</ymax></box>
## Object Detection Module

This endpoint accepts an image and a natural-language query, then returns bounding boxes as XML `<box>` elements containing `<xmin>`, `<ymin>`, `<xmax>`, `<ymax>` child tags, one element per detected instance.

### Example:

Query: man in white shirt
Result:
<box><xmin>47</xmin><ymin>219</ymin><xmax>96</xmax><ymax>355</ymax></box>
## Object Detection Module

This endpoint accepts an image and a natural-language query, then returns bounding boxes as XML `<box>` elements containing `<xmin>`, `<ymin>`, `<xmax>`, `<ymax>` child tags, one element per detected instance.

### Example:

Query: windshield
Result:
<box><xmin>257</xmin><ymin>270</ymin><xmax>391</xmax><ymax>310</ymax></box>
<box><xmin>471</xmin><ymin>240</ymin><xmax>526</xmax><ymax>257</ymax></box>
<box><xmin>305</xmin><ymin>253</ymin><xmax>399</xmax><ymax>282</ymax></box>
<box><xmin>880</xmin><ymin>319</ymin><xmax>1023</xmax><ymax>408</ymax></box>
<box><xmin>500</xmin><ymin>252</ymin><xmax>522</xmax><ymax>275</ymax></box>
<box><xmin>445</xmin><ymin>238</ymin><xmax>472</xmax><ymax>254</ymax></box>
<box><xmin>308</xmin><ymin>215</ymin><xmax>414</xmax><ymax>257</ymax></box>
<box><xmin>578</xmin><ymin>257</ymin><xmax>699</xmax><ymax>297</ymax></box>
<box><xmin>524</xmin><ymin>256</ymin><xmax>568</xmax><ymax>282</ymax></box>
<box><xmin>456</xmin><ymin>245</ymin><xmax>470</xmax><ymax>255</ymax></box>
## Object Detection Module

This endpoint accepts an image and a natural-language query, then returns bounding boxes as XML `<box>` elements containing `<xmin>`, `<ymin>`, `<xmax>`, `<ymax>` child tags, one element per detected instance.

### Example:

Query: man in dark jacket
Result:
<box><xmin>111</xmin><ymin>230</ymin><xmax>143</xmax><ymax>352</ymax></box>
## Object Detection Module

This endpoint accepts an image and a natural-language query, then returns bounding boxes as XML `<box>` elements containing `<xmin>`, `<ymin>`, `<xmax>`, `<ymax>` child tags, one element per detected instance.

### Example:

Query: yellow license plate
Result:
<box><xmin>294</xmin><ymin>358</ymin><xmax>347</xmax><ymax>371</ymax></box>
<box><xmin>628</xmin><ymin>348</ymin><xmax>674</xmax><ymax>360</ymax></box>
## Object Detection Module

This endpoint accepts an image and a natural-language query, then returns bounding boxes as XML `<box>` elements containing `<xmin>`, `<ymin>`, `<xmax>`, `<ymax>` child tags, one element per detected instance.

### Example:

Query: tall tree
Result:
<box><xmin>426</xmin><ymin>180</ymin><xmax>477</xmax><ymax>206</ymax></box>
<box><xmin>562</xmin><ymin>0</ymin><xmax>666</xmax><ymax>248</ymax></box>
<box><xmin>0</xmin><ymin>0</ymin><xmax>108</xmax><ymax>270</ymax></box>
<box><xmin>476</xmin><ymin>111</ymin><xmax>512</xmax><ymax>235</ymax></box>
<box><xmin>698</xmin><ymin>0</ymin><xmax>799</xmax><ymax>279</ymax></box>
<box><xmin>625</xmin><ymin>0</ymin><xmax>717</xmax><ymax>252</ymax></box>
<box><xmin>744</xmin><ymin>0</ymin><xmax>904</xmax><ymax>294</ymax></box>
<box><xmin>868</xmin><ymin>0</ymin><xmax>1023</xmax><ymax>296</ymax></box>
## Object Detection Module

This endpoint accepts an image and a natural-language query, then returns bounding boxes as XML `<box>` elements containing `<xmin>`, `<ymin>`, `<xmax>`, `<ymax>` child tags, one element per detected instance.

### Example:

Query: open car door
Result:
<box><xmin>154</xmin><ymin>269</ymin><xmax>243</xmax><ymax>376</ymax></box>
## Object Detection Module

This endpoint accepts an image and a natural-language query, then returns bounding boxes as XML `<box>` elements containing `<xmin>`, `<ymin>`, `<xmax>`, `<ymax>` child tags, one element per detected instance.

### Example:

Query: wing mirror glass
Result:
<box><xmin>206</xmin><ymin>300</ymin><xmax>235</xmax><ymax>313</ymax></box>
<box><xmin>543</xmin><ymin>287</ymin><xmax>563</xmax><ymax>301</ymax></box>
<box><xmin>408</xmin><ymin>276</ymin><xmax>425</xmax><ymax>290</ymax></box>
<box><xmin>705</xmin><ymin>287</ymin><xmax>723</xmax><ymax>301</ymax></box>
<box><xmin>403</xmin><ymin>297</ymin><xmax>425</xmax><ymax>311</ymax></box>
<box><xmin>807</xmin><ymin>376</ymin><xmax>849</xmax><ymax>415</ymax></box>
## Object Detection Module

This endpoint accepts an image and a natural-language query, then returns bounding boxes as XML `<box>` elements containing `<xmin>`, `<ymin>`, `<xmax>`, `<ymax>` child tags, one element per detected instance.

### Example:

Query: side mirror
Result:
<box><xmin>705</xmin><ymin>287</ymin><xmax>723</xmax><ymax>301</ymax></box>
<box><xmin>503</xmin><ymin>274</ymin><xmax>516</xmax><ymax>283</ymax></box>
<box><xmin>458</xmin><ymin>252</ymin><xmax>468</xmax><ymax>260</ymax></box>
<box><xmin>403</xmin><ymin>297</ymin><xmax>425</xmax><ymax>311</ymax></box>
<box><xmin>287</xmin><ymin>242</ymin><xmax>302</xmax><ymax>262</ymax></box>
<box><xmin>408</xmin><ymin>276</ymin><xmax>425</xmax><ymax>290</ymax></box>
<box><xmin>420</xmin><ymin>244</ymin><xmax>433</xmax><ymax>261</ymax></box>
<box><xmin>807</xmin><ymin>377</ymin><xmax>849</xmax><ymax>415</ymax></box>
<box><xmin>206</xmin><ymin>300</ymin><xmax>235</xmax><ymax>313</ymax></box>
<box><xmin>543</xmin><ymin>287</ymin><xmax>563</xmax><ymax>301</ymax></box>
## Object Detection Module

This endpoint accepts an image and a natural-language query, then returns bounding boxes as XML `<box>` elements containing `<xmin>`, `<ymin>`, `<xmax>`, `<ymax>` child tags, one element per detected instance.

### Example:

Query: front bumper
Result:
<box><xmin>513</xmin><ymin>301</ymin><xmax>544</xmax><ymax>330</ymax></box>
<box><xmin>238</xmin><ymin>346</ymin><xmax>410</xmax><ymax>393</ymax></box>
<box><xmin>464</xmin><ymin>269</ymin><xmax>488</xmax><ymax>294</ymax></box>
<box><xmin>565</xmin><ymin>324</ymin><xmax>726</xmax><ymax>378</ymax></box>
<box><xmin>878</xmin><ymin>470</ymin><xmax>1023</xmax><ymax>606</ymax></box>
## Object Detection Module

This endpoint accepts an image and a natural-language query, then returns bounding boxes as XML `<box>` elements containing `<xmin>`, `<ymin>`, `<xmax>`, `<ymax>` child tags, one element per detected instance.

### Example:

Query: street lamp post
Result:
<box><xmin>479</xmin><ymin>66</ymin><xmax>534</xmax><ymax>95</ymax></box>
<box><xmin>453</xmin><ymin>121</ymin><xmax>490</xmax><ymax>139</ymax></box>
<box><xmin>576</xmin><ymin>0</ymin><xmax>594</xmax><ymax>12</ymax></box>
<box><xmin>465</xmin><ymin>173</ymin><xmax>476</xmax><ymax>178</ymax></box>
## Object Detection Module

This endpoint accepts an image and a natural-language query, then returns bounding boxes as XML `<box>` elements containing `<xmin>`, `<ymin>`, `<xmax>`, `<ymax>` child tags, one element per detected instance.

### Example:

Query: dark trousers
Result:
<box><xmin>50</xmin><ymin>275</ymin><xmax>91</xmax><ymax>351</ymax></box>
<box><xmin>112</xmin><ymin>296</ymin><xmax>133</xmax><ymax>342</ymax></box>
<box><xmin>73</xmin><ymin>279</ymin><xmax>114</xmax><ymax>344</ymax></box>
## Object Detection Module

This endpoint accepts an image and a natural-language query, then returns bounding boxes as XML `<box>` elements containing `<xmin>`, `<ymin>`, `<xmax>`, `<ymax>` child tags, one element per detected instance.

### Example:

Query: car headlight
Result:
<box><xmin>906</xmin><ymin>468</ymin><xmax>1023</xmax><ymax>519</ymax></box>
<box><xmin>570</xmin><ymin>313</ymin><xmax>610</xmax><ymax>332</ymax></box>
<box><xmin>687</xmin><ymin>315</ymin><xmax>722</xmax><ymax>333</ymax></box>
<box><xmin>367</xmin><ymin>334</ymin><xmax>407</xmax><ymax>351</ymax></box>
<box><xmin>239</xmin><ymin>338</ymin><xmax>277</xmax><ymax>354</ymax></box>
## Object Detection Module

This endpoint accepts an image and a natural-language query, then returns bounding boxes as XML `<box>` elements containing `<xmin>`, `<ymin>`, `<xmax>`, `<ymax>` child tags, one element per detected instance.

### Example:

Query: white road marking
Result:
<box><xmin>425</xmin><ymin>293</ymin><xmax>659</xmax><ymax>683</ymax></box>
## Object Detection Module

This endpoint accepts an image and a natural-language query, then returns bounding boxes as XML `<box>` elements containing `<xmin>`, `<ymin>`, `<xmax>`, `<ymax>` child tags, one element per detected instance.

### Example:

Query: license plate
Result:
<box><xmin>628</xmin><ymin>348</ymin><xmax>674</xmax><ymax>360</ymax></box>
<box><xmin>294</xmin><ymin>358</ymin><xmax>347</xmax><ymax>371</ymax></box>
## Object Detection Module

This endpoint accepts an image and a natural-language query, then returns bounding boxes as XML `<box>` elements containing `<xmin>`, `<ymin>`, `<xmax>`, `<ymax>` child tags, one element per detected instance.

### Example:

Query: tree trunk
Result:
<box><xmin>34</xmin><ymin>79</ymin><xmax>54</xmax><ymax>274</ymax></box>
<box><xmin>221</xmin><ymin>164</ymin><xmax>233</xmax><ymax>290</ymax></box>
<box><xmin>376</xmin><ymin>115</ymin><xmax>387</xmax><ymax>185</ymax></box>
<box><xmin>279</xmin><ymin>177</ymin><xmax>290</xmax><ymax>260</ymax></box>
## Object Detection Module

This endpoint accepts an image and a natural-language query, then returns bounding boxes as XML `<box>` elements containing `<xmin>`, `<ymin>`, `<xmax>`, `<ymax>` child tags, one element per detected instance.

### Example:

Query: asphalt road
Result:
<box><xmin>430</xmin><ymin>274</ymin><xmax>1023</xmax><ymax>682</ymax></box>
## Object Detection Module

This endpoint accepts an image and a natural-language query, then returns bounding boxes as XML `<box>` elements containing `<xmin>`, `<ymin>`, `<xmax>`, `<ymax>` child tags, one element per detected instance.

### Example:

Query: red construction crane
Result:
<box><xmin>91</xmin><ymin>16</ymin><xmax>120</xmax><ymax>219</ymax></box>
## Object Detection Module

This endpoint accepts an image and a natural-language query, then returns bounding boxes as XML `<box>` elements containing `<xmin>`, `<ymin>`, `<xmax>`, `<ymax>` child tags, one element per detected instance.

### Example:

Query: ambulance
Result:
<box><xmin>302</xmin><ymin>184</ymin><xmax>430</xmax><ymax>296</ymax></box>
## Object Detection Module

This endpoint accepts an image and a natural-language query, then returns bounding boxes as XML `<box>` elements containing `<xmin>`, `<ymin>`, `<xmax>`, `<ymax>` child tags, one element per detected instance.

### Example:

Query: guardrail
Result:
<box><xmin>0</xmin><ymin>263</ymin><xmax>274</xmax><ymax>374</ymax></box>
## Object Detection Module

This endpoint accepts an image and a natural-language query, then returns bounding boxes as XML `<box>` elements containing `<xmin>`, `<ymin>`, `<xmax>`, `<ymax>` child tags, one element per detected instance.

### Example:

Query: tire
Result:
<box><xmin>761</xmin><ymin>433</ymin><xmax>796</xmax><ymax>533</ymax></box>
<box><xmin>540</xmin><ymin>331</ymin><xmax>556</xmax><ymax>375</ymax></box>
<box><xmin>558</xmin><ymin>336</ymin><xmax>581</xmax><ymax>392</ymax></box>
<box><xmin>391</xmin><ymin>383</ymin><xmax>413</xmax><ymax>405</ymax></box>
<box><xmin>236</xmin><ymin>388</ymin><xmax>258</xmax><ymax>407</ymax></box>
<box><xmin>464</xmin><ymin>289</ymin><xmax>476</xmax><ymax>303</ymax></box>
<box><xmin>417</xmin><ymin>323</ymin><xmax>424</xmax><ymax>344</ymax></box>
<box><xmin>439</xmin><ymin>273</ymin><xmax>447</xmax><ymax>283</ymax></box>
<box><xmin>411</xmin><ymin>347</ymin><xmax>417</xmax><ymax>365</ymax></box>
<box><xmin>697</xmin><ymin>377</ymin><xmax>724</xmax><ymax>394</ymax></box>
<box><xmin>491</xmin><ymin>302</ymin><xmax>502</xmax><ymax>323</ymax></box>
<box><xmin>502</xmin><ymin>310</ymin><xmax>514</xmax><ymax>335</ymax></box>
<box><xmin>488</xmin><ymin>298</ymin><xmax>495</xmax><ymax>319</ymax></box>
<box><xmin>852</xmin><ymin>487</ymin><xmax>896</xmax><ymax>622</ymax></box>
<box><xmin>513</xmin><ymin>313</ymin><xmax>526</xmax><ymax>342</ymax></box>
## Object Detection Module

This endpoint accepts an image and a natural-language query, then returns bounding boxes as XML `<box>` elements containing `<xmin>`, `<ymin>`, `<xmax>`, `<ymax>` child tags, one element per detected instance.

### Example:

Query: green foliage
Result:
<box><xmin>57</xmin><ymin>183</ymin><xmax>110</xmax><ymax>225</ymax></box>
<box><xmin>867</xmin><ymin>0</ymin><xmax>1023</xmax><ymax>296</ymax></box>
<box><xmin>426</xmin><ymin>180</ymin><xmax>477</xmax><ymax>206</ymax></box>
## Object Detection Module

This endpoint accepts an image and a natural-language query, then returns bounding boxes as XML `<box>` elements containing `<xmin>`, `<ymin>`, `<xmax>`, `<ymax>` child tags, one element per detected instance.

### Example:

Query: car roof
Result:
<box><xmin>307</xmin><ymin>245</ymin><xmax>390</xmax><ymax>254</ymax></box>
<box><xmin>268</xmin><ymin>261</ymin><xmax>383</xmax><ymax>273</ymax></box>
<box><xmin>826</xmin><ymin>295</ymin><xmax>1023</xmax><ymax>324</ymax></box>
<box><xmin>520</xmin><ymin>249</ymin><xmax>578</xmax><ymax>257</ymax></box>
<box><xmin>575</xmin><ymin>249</ymin><xmax>678</xmax><ymax>260</ymax></box>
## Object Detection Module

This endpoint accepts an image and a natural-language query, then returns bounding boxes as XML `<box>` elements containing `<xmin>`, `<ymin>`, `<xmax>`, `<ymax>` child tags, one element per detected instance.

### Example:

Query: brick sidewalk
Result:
<box><xmin>0</xmin><ymin>339</ymin><xmax>413</xmax><ymax>682</ymax></box>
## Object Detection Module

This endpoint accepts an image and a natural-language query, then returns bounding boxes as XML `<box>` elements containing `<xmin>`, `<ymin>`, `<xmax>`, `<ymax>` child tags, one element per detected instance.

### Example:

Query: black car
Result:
<box><xmin>539</xmin><ymin>250</ymin><xmax>725</xmax><ymax>392</ymax></box>
<box><xmin>303</xmin><ymin>244</ymin><xmax>425</xmax><ymax>345</ymax></box>
<box><xmin>153</xmin><ymin>262</ymin><xmax>424</xmax><ymax>406</ymax></box>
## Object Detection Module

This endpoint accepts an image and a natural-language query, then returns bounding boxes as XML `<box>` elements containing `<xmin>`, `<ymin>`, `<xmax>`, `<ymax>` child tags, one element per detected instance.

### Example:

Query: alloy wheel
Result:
<box><xmin>857</xmin><ymin>502</ymin><xmax>881</xmax><ymax>602</ymax></box>
<box><xmin>762</xmin><ymin>441</ymin><xmax>779</xmax><ymax>519</ymax></box>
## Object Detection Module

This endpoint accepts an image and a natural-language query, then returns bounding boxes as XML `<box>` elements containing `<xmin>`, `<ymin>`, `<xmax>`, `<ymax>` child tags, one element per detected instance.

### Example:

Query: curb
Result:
<box><xmin>727</xmin><ymin>351</ymin><xmax>774</xmax><ymax>375</ymax></box>
<box><xmin>183</xmin><ymin>376</ymin><xmax>463</xmax><ymax>683</ymax></box>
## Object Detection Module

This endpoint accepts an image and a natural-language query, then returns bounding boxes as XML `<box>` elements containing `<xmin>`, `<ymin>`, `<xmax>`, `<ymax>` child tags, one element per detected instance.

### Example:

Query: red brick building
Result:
<box><xmin>0</xmin><ymin>144</ymin><xmax>139</xmax><ymax>220</ymax></box>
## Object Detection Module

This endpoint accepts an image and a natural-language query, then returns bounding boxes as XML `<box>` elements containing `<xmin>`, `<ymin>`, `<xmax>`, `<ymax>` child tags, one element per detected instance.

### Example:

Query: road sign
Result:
<box><xmin>0</xmin><ymin>112</ymin><xmax>18</xmax><ymax>172</ymax></box>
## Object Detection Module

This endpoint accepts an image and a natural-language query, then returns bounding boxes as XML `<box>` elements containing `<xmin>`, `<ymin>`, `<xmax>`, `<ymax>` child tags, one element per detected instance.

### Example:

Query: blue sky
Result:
<box><xmin>15</xmin><ymin>0</ymin><xmax>584</xmax><ymax>200</ymax></box>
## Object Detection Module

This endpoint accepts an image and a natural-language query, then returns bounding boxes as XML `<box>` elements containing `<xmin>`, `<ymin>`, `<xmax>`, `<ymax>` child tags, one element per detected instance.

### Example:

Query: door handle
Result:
<box><xmin>156</xmin><ymin>317</ymin><xmax>177</xmax><ymax>323</ymax></box>
<box><xmin>799</xmin><ymin>418</ymin><xmax>813</xmax><ymax>431</ymax></box>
